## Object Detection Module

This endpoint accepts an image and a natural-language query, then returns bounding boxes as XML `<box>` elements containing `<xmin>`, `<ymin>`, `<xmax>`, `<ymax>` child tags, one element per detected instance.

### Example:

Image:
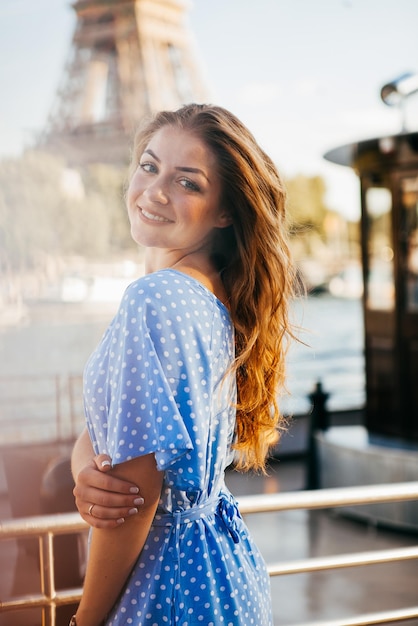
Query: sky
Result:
<box><xmin>1</xmin><ymin>0</ymin><xmax>418</xmax><ymax>220</ymax></box>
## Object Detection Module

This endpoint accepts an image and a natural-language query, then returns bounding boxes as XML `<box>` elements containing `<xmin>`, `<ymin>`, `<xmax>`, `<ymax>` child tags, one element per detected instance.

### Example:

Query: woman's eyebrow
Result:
<box><xmin>143</xmin><ymin>148</ymin><xmax>160</xmax><ymax>161</ymax></box>
<box><xmin>143</xmin><ymin>149</ymin><xmax>209</xmax><ymax>181</ymax></box>
<box><xmin>177</xmin><ymin>166</ymin><xmax>209</xmax><ymax>181</ymax></box>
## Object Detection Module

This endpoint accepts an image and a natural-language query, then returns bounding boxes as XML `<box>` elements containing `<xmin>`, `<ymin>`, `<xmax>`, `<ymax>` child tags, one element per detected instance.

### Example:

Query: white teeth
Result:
<box><xmin>141</xmin><ymin>208</ymin><xmax>170</xmax><ymax>222</ymax></box>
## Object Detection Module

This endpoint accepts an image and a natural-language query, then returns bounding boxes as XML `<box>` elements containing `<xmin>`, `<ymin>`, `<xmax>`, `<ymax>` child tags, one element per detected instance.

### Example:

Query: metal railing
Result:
<box><xmin>1</xmin><ymin>482</ymin><xmax>418</xmax><ymax>626</ymax></box>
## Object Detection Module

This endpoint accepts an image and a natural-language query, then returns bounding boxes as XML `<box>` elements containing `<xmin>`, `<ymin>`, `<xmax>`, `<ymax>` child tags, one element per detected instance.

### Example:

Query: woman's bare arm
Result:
<box><xmin>74</xmin><ymin>453</ymin><xmax>163</xmax><ymax>626</ymax></box>
<box><xmin>71</xmin><ymin>428</ymin><xmax>144</xmax><ymax>528</ymax></box>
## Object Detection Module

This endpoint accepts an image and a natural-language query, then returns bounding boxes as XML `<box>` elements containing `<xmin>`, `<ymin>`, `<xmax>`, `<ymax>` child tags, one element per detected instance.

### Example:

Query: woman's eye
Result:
<box><xmin>139</xmin><ymin>161</ymin><xmax>157</xmax><ymax>173</ymax></box>
<box><xmin>180</xmin><ymin>178</ymin><xmax>200</xmax><ymax>192</ymax></box>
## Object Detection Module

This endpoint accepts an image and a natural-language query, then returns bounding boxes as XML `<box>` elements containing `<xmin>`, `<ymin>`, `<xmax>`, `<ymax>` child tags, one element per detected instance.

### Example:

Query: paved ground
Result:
<box><xmin>1</xmin><ymin>451</ymin><xmax>418</xmax><ymax>626</ymax></box>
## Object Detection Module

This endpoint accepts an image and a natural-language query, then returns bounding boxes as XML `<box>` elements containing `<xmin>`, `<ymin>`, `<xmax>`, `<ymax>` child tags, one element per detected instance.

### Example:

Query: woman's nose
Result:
<box><xmin>145</xmin><ymin>177</ymin><xmax>169</xmax><ymax>204</ymax></box>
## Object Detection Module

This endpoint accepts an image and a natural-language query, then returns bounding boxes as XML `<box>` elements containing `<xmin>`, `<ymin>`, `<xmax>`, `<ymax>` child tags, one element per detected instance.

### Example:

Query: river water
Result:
<box><xmin>285</xmin><ymin>293</ymin><xmax>365</xmax><ymax>414</ymax></box>
<box><xmin>0</xmin><ymin>292</ymin><xmax>365</xmax><ymax>418</ymax></box>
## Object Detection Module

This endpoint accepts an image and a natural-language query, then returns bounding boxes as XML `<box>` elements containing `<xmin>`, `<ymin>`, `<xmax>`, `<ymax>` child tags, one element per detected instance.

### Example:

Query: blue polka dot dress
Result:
<box><xmin>83</xmin><ymin>269</ymin><xmax>273</xmax><ymax>625</ymax></box>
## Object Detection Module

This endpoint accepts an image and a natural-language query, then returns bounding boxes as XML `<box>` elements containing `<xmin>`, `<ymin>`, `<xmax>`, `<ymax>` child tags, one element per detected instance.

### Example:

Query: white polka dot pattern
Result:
<box><xmin>83</xmin><ymin>269</ymin><xmax>273</xmax><ymax>625</ymax></box>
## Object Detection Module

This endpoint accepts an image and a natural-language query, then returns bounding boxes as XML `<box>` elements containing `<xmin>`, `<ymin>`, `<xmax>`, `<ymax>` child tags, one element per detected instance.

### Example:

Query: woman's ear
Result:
<box><xmin>216</xmin><ymin>209</ymin><xmax>233</xmax><ymax>229</ymax></box>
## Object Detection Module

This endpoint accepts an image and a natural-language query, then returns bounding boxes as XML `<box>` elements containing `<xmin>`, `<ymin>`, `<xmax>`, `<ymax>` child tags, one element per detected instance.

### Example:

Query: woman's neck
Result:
<box><xmin>144</xmin><ymin>248</ymin><xmax>207</xmax><ymax>274</ymax></box>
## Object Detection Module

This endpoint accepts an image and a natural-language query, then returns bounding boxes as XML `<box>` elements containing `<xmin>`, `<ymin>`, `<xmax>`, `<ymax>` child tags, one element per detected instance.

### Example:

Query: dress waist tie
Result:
<box><xmin>152</xmin><ymin>493</ymin><xmax>242</xmax><ymax>565</ymax></box>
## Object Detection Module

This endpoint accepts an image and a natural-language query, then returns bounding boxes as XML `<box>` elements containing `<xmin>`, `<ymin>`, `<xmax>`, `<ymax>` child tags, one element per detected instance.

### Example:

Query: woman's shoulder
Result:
<box><xmin>123</xmin><ymin>269</ymin><xmax>222</xmax><ymax>305</ymax></box>
<box><xmin>122</xmin><ymin>269</ymin><xmax>194</xmax><ymax>300</ymax></box>
<box><xmin>118</xmin><ymin>269</ymin><xmax>198</xmax><ymax>315</ymax></box>
<box><xmin>120</xmin><ymin>269</ymin><xmax>231</xmax><ymax>327</ymax></box>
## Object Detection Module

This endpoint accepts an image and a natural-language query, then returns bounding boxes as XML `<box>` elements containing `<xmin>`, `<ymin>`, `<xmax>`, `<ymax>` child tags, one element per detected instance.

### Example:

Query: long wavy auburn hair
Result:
<box><xmin>129</xmin><ymin>103</ymin><xmax>298</xmax><ymax>472</ymax></box>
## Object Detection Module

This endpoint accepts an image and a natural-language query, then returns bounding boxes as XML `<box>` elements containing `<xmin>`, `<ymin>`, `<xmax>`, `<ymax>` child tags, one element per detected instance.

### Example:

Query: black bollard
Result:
<box><xmin>306</xmin><ymin>380</ymin><xmax>330</xmax><ymax>489</ymax></box>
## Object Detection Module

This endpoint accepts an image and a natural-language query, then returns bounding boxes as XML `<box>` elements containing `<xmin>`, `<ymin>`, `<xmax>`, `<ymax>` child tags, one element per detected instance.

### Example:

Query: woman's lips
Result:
<box><xmin>140</xmin><ymin>207</ymin><xmax>172</xmax><ymax>223</ymax></box>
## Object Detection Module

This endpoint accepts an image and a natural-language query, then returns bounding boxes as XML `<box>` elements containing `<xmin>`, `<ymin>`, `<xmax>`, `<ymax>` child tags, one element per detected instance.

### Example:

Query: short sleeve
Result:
<box><xmin>83</xmin><ymin>281</ymin><xmax>194</xmax><ymax>471</ymax></box>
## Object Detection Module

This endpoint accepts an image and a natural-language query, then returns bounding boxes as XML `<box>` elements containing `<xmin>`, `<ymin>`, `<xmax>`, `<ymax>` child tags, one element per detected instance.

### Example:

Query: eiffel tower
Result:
<box><xmin>39</xmin><ymin>0</ymin><xmax>210</xmax><ymax>166</ymax></box>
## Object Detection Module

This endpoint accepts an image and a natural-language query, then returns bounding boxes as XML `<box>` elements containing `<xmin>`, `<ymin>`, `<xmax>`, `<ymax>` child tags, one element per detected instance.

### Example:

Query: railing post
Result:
<box><xmin>55</xmin><ymin>375</ymin><xmax>62</xmax><ymax>442</ymax></box>
<box><xmin>68</xmin><ymin>374</ymin><xmax>83</xmax><ymax>440</ymax></box>
<box><xmin>39</xmin><ymin>531</ymin><xmax>56</xmax><ymax>626</ymax></box>
<box><xmin>306</xmin><ymin>380</ymin><xmax>330</xmax><ymax>490</ymax></box>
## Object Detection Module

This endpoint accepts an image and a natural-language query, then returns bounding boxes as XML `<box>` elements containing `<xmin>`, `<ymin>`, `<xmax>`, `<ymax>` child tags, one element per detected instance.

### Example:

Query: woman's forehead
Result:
<box><xmin>143</xmin><ymin>126</ymin><xmax>218</xmax><ymax>169</ymax></box>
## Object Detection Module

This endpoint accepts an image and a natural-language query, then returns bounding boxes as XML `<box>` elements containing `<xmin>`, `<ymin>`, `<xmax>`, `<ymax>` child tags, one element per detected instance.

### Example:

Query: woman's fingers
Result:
<box><xmin>93</xmin><ymin>455</ymin><xmax>141</xmax><ymax>495</ymax></box>
<box><xmin>73</xmin><ymin>459</ymin><xmax>144</xmax><ymax>527</ymax></box>
<box><xmin>85</xmin><ymin>501</ymin><xmax>142</xmax><ymax>526</ymax></box>
<box><xmin>75</xmin><ymin>484</ymin><xmax>144</xmax><ymax>508</ymax></box>
<box><xmin>73</xmin><ymin>483</ymin><xmax>144</xmax><ymax>510</ymax></box>
<box><xmin>77</xmin><ymin>458</ymin><xmax>141</xmax><ymax>496</ymax></box>
<box><xmin>74</xmin><ymin>486</ymin><xmax>144</xmax><ymax>528</ymax></box>
<box><xmin>93</xmin><ymin>454</ymin><xmax>113</xmax><ymax>472</ymax></box>
<box><xmin>77</xmin><ymin>505</ymin><xmax>126</xmax><ymax>529</ymax></box>
<box><xmin>81</xmin><ymin>471</ymin><xmax>141</xmax><ymax>498</ymax></box>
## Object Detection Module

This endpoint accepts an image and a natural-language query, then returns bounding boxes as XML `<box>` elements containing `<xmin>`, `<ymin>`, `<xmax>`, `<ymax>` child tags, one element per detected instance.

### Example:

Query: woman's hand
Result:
<box><xmin>73</xmin><ymin>454</ymin><xmax>144</xmax><ymax>529</ymax></box>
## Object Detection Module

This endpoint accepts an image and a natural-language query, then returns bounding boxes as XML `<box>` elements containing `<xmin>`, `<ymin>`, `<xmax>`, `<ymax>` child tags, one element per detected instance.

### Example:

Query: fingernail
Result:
<box><xmin>134</xmin><ymin>497</ymin><xmax>144</xmax><ymax>506</ymax></box>
<box><xmin>117</xmin><ymin>518</ymin><xmax>125</xmax><ymax>525</ymax></box>
<box><xmin>101</xmin><ymin>460</ymin><xmax>111</xmax><ymax>468</ymax></box>
<box><xmin>128</xmin><ymin>507</ymin><xmax>138</xmax><ymax>515</ymax></box>
<box><xmin>129</xmin><ymin>486</ymin><xmax>139</xmax><ymax>494</ymax></box>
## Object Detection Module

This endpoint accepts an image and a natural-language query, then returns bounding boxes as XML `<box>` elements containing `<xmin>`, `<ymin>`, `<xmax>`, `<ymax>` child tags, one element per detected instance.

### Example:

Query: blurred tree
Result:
<box><xmin>285</xmin><ymin>173</ymin><xmax>360</xmax><ymax>288</ymax></box>
<box><xmin>286</xmin><ymin>175</ymin><xmax>328</xmax><ymax>238</ymax></box>
<box><xmin>0</xmin><ymin>151</ymin><xmax>135</xmax><ymax>276</ymax></box>
<box><xmin>81</xmin><ymin>164</ymin><xmax>133</xmax><ymax>252</ymax></box>
<box><xmin>0</xmin><ymin>151</ymin><xmax>64</xmax><ymax>272</ymax></box>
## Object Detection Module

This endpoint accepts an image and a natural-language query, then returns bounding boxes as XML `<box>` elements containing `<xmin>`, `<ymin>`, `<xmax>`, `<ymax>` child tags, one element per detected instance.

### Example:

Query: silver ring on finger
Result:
<box><xmin>88</xmin><ymin>503</ymin><xmax>96</xmax><ymax>517</ymax></box>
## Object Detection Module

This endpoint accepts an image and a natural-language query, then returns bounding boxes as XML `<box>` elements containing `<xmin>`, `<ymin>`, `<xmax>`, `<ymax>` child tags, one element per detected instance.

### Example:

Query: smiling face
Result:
<box><xmin>126</xmin><ymin>125</ymin><xmax>231</xmax><ymax>265</ymax></box>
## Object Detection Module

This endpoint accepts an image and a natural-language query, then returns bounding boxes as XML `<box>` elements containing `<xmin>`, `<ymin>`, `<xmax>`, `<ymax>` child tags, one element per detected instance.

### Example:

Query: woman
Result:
<box><xmin>70</xmin><ymin>103</ymin><xmax>296</xmax><ymax>626</ymax></box>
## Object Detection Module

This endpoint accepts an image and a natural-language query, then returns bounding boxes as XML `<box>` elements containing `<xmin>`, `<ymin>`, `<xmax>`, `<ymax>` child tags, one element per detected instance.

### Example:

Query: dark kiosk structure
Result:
<box><xmin>324</xmin><ymin>73</ymin><xmax>418</xmax><ymax>449</ymax></box>
<box><xmin>316</xmin><ymin>74</ymin><xmax>418</xmax><ymax>530</ymax></box>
